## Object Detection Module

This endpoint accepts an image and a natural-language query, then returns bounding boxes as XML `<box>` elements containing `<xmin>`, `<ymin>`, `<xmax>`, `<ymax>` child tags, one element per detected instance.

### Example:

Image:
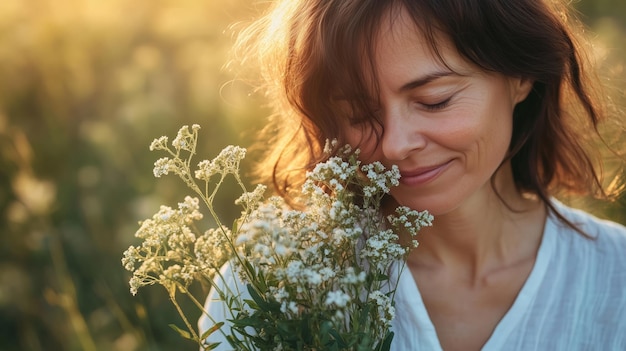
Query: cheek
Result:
<box><xmin>475</xmin><ymin>113</ymin><xmax>514</xmax><ymax>167</ymax></box>
<box><xmin>429</xmin><ymin>108</ymin><xmax>484</xmax><ymax>150</ymax></box>
<box><xmin>439</xmin><ymin>102</ymin><xmax>513</xmax><ymax>163</ymax></box>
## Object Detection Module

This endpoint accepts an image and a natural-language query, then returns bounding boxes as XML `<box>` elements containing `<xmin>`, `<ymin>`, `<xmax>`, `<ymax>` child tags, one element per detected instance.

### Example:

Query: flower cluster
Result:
<box><xmin>122</xmin><ymin>196</ymin><xmax>208</xmax><ymax>295</ymax></box>
<box><xmin>122</xmin><ymin>126</ymin><xmax>433</xmax><ymax>351</ymax></box>
<box><xmin>195</xmin><ymin>145</ymin><xmax>246</xmax><ymax>180</ymax></box>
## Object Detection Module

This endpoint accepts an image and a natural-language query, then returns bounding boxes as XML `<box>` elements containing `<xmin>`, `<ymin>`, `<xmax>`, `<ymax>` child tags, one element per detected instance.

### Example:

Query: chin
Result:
<box><xmin>390</xmin><ymin>193</ymin><xmax>459</xmax><ymax>217</ymax></box>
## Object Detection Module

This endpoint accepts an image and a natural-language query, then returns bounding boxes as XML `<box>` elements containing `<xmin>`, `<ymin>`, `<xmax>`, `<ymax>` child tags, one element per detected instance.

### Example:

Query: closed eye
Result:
<box><xmin>421</xmin><ymin>97</ymin><xmax>452</xmax><ymax>111</ymax></box>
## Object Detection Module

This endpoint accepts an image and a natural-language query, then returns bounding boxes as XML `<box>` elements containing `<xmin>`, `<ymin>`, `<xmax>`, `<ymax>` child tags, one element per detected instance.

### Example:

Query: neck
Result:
<box><xmin>406</xmin><ymin>169</ymin><xmax>546</xmax><ymax>284</ymax></box>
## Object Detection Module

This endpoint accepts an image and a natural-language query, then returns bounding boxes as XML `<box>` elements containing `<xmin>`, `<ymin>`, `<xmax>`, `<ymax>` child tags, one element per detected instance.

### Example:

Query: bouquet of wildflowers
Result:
<box><xmin>122</xmin><ymin>125</ymin><xmax>433</xmax><ymax>351</ymax></box>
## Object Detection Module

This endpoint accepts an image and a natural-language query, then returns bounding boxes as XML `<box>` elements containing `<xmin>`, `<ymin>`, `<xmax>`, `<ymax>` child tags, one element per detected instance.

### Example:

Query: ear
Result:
<box><xmin>511</xmin><ymin>78</ymin><xmax>534</xmax><ymax>104</ymax></box>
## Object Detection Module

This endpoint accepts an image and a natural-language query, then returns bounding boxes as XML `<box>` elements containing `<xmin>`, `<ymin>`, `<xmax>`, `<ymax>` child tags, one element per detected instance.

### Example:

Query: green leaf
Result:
<box><xmin>244</xmin><ymin>260</ymin><xmax>256</xmax><ymax>278</ymax></box>
<box><xmin>200</xmin><ymin>321</ymin><xmax>225</xmax><ymax>341</ymax></box>
<box><xmin>243</xmin><ymin>298</ymin><xmax>259</xmax><ymax>310</ymax></box>
<box><xmin>376</xmin><ymin>273</ymin><xmax>389</xmax><ymax>281</ymax></box>
<box><xmin>204</xmin><ymin>342</ymin><xmax>222</xmax><ymax>350</ymax></box>
<box><xmin>276</xmin><ymin>320</ymin><xmax>292</xmax><ymax>336</ymax></box>
<box><xmin>320</xmin><ymin>320</ymin><xmax>332</xmax><ymax>345</ymax></box>
<box><xmin>300</xmin><ymin>318</ymin><xmax>312</xmax><ymax>344</ymax></box>
<box><xmin>246</xmin><ymin>284</ymin><xmax>271</xmax><ymax>311</ymax></box>
<box><xmin>329</xmin><ymin>328</ymin><xmax>347</xmax><ymax>348</ymax></box>
<box><xmin>257</xmin><ymin>270</ymin><xmax>267</xmax><ymax>291</ymax></box>
<box><xmin>245</xmin><ymin>284</ymin><xmax>280</xmax><ymax>313</ymax></box>
<box><xmin>168</xmin><ymin>324</ymin><xmax>193</xmax><ymax>340</ymax></box>
<box><xmin>230</xmin><ymin>315</ymin><xmax>264</xmax><ymax>328</ymax></box>
<box><xmin>376</xmin><ymin>331</ymin><xmax>394</xmax><ymax>351</ymax></box>
<box><xmin>232</xmin><ymin>218</ymin><xmax>239</xmax><ymax>234</ymax></box>
<box><xmin>226</xmin><ymin>335</ymin><xmax>252</xmax><ymax>351</ymax></box>
<box><xmin>358</xmin><ymin>303</ymin><xmax>372</xmax><ymax>327</ymax></box>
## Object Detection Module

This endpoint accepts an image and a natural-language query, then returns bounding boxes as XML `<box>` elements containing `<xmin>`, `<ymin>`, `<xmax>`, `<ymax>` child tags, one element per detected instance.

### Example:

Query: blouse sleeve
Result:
<box><xmin>198</xmin><ymin>261</ymin><xmax>250</xmax><ymax>351</ymax></box>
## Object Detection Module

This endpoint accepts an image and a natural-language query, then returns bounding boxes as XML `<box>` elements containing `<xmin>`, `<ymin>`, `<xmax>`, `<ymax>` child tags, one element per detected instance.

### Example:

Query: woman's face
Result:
<box><xmin>344</xmin><ymin>8</ymin><xmax>532</xmax><ymax>216</ymax></box>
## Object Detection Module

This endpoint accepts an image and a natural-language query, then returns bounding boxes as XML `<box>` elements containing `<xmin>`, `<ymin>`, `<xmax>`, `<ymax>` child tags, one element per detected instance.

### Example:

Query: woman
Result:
<box><xmin>201</xmin><ymin>0</ymin><xmax>626</xmax><ymax>349</ymax></box>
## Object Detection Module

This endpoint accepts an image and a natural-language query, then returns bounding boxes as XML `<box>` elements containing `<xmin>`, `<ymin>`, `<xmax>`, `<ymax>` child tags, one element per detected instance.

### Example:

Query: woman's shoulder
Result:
<box><xmin>551</xmin><ymin>198</ymin><xmax>625</xmax><ymax>233</ymax></box>
<box><xmin>548</xmin><ymin>199</ymin><xmax>626</xmax><ymax>263</ymax></box>
<box><xmin>532</xmin><ymin>201</ymin><xmax>624</xmax><ymax>318</ymax></box>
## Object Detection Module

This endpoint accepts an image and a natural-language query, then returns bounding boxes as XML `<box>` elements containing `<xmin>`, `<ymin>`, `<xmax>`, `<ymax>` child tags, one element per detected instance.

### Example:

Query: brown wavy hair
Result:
<box><xmin>233</xmin><ymin>0</ymin><xmax>622</xmax><ymax>209</ymax></box>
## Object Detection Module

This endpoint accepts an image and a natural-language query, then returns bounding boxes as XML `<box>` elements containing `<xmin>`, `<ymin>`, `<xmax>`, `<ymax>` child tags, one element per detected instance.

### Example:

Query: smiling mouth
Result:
<box><xmin>399</xmin><ymin>160</ymin><xmax>452</xmax><ymax>186</ymax></box>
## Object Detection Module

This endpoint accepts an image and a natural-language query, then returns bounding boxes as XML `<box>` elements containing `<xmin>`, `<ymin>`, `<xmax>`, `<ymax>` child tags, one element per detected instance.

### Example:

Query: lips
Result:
<box><xmin>399</xmin><ymin>160</ymin><xmax>453</xmax><ymax>186</ymax></box>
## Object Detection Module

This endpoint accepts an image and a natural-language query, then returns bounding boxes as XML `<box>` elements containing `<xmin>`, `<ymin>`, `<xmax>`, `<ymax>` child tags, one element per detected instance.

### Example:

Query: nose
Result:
<box><xmin>380</xmin><ymin>106</ymin><xmax>426</xmax><ymax>161</ymax></box>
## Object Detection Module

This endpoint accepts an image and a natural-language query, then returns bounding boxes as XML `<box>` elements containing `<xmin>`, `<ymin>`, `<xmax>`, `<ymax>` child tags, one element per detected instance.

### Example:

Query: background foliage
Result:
<box><xmin>0</xmin><ymin>1</ymin><xmax>624</xmax><ymax>350</ymax></box>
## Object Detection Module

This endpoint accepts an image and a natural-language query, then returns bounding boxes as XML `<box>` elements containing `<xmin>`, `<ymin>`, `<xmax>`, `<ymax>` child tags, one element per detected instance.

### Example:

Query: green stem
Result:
<box><xmin>169</xmin><ymin>290</ymin><xmax>201</xmax><ymax>343</ymax></box>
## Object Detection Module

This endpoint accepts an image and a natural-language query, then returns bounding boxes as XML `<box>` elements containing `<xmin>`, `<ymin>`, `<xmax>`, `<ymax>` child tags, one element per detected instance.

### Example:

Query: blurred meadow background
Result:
<box><xmin>0</xmin><ymin>0</ymin><xmax>624</xmax><ymax>350</ymax></box>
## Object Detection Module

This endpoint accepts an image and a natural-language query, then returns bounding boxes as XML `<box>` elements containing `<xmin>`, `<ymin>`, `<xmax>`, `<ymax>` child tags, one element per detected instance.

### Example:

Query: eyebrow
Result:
<box><xmin>399</xmin><ymin>71</ymin><xmax>457</xmax><ymax>92</ymax></box>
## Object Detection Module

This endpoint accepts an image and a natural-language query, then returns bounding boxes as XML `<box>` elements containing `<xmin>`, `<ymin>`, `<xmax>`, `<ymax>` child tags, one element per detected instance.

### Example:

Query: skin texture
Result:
<box><xmin>345</xmin><ymin>7</ymin><xmax>547</xmax><ymax>350</ymax></box>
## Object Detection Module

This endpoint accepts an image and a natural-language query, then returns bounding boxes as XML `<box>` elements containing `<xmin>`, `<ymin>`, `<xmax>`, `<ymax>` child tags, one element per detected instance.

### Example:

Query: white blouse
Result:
<box><xmin>199</xmin><ymin>201</ymin><xmax>626</xmax><ymax>350</ymax></box>
<box><xmin>392</xmin><ymin>200</ymin><xmax>626</xmax><ymax>350</ymax></box>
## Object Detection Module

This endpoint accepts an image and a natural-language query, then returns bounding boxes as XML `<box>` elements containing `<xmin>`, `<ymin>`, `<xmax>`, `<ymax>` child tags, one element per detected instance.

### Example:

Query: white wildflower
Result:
<box><xmin>129</xmin><ymin>276</ymin><xmax>142</xmax><ymax>296</ymax></box>
<box><xmin>369</xmin><ymin>290</ymin><xmax>395</xmax><ymax>327</ymax></box>
<box><xmin>303</xmin><ymin>268</ymin><xmax>322</xmax><ymax>286</ymax></box>
<box><xmin>149</xmin><ymin>136</ymin><xmax>168</xmax><ymax>151</ymax></box>
<box><xmin>341</xmin><ymin>267</ymin><xmax>367</xmax><ymax>284</ymax></box>
<box><xmin>331</xmin><ymin>228</ymin><xmax>348</xmax><ymax>245</ymax></box>
<box><xmin>323</xmin><ymin>139</ymin><xmax>341</xmax><ymax>154</ymax></box>
<box><xmin>121</xmin><ymin>246</ymin><xmax>139</xmax><ymax>271</ymax></box>
<box><xmin>178</xmin><ymin>196</ymin><xmax>202</xmax><ymax>223</ymax></box>
<box><xmin>195</xmin><ymin>159</ymin><xmax>217</xmax><ymax>181</ymax></box>
<box><xmin>285</xmin><ymin>260</ymin><xmax>304</xmax><ymax>283</ymax></box>
<box><xmin>126</xmin><ymin>129</ymin><xmax>434</xmax><ymax>350</ymax></box>
<box><xmin>153</xmin><ymin>157</ymin><xmax>173</xmax><ymax>177</ymax></box>
<box><xmin>235</xmin><ymin>184</ymin><xmax>267</xmax><ymax>209</ymax></box>
<box><xmin>172</xmin><ymin>125</ymin><xmax>195</xmax><ymax>152</ymax></box>
<box><xmin>360</xmin><ymin>229</ymin><xmax>407</xmax><ymax>271</ymax></box>
<box><xmin>280</xmin><ymin>301</ymin><xmax>299</xmax><ymax>314</ymax></box>
<box><xmin>318</xmin><ymin>267</ymin><xmax>336</xmax><ymax>281</ymax></box>
<box><xmin>269</xmin><ymin>286</ymin><xmax>289</xmax><ymax>303</ymax></box>
<box><xmin>387</xmin><ymin>206</ymin><xmax>434</xmax><ymax>236</ymax></box>
<box><xmin>194</xmin><ymin>227</ymin><xmax>231</xmax><ymax>271</ymax></box>
<box><xmin>211</xmin><ymin>145</ymin><xmax>246</xmax><ymax>175</ymax></box>
<box><xmin>325</xmin><ymin>290</ymin><xmax>351</xmax><ymax>308</ymax></box>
